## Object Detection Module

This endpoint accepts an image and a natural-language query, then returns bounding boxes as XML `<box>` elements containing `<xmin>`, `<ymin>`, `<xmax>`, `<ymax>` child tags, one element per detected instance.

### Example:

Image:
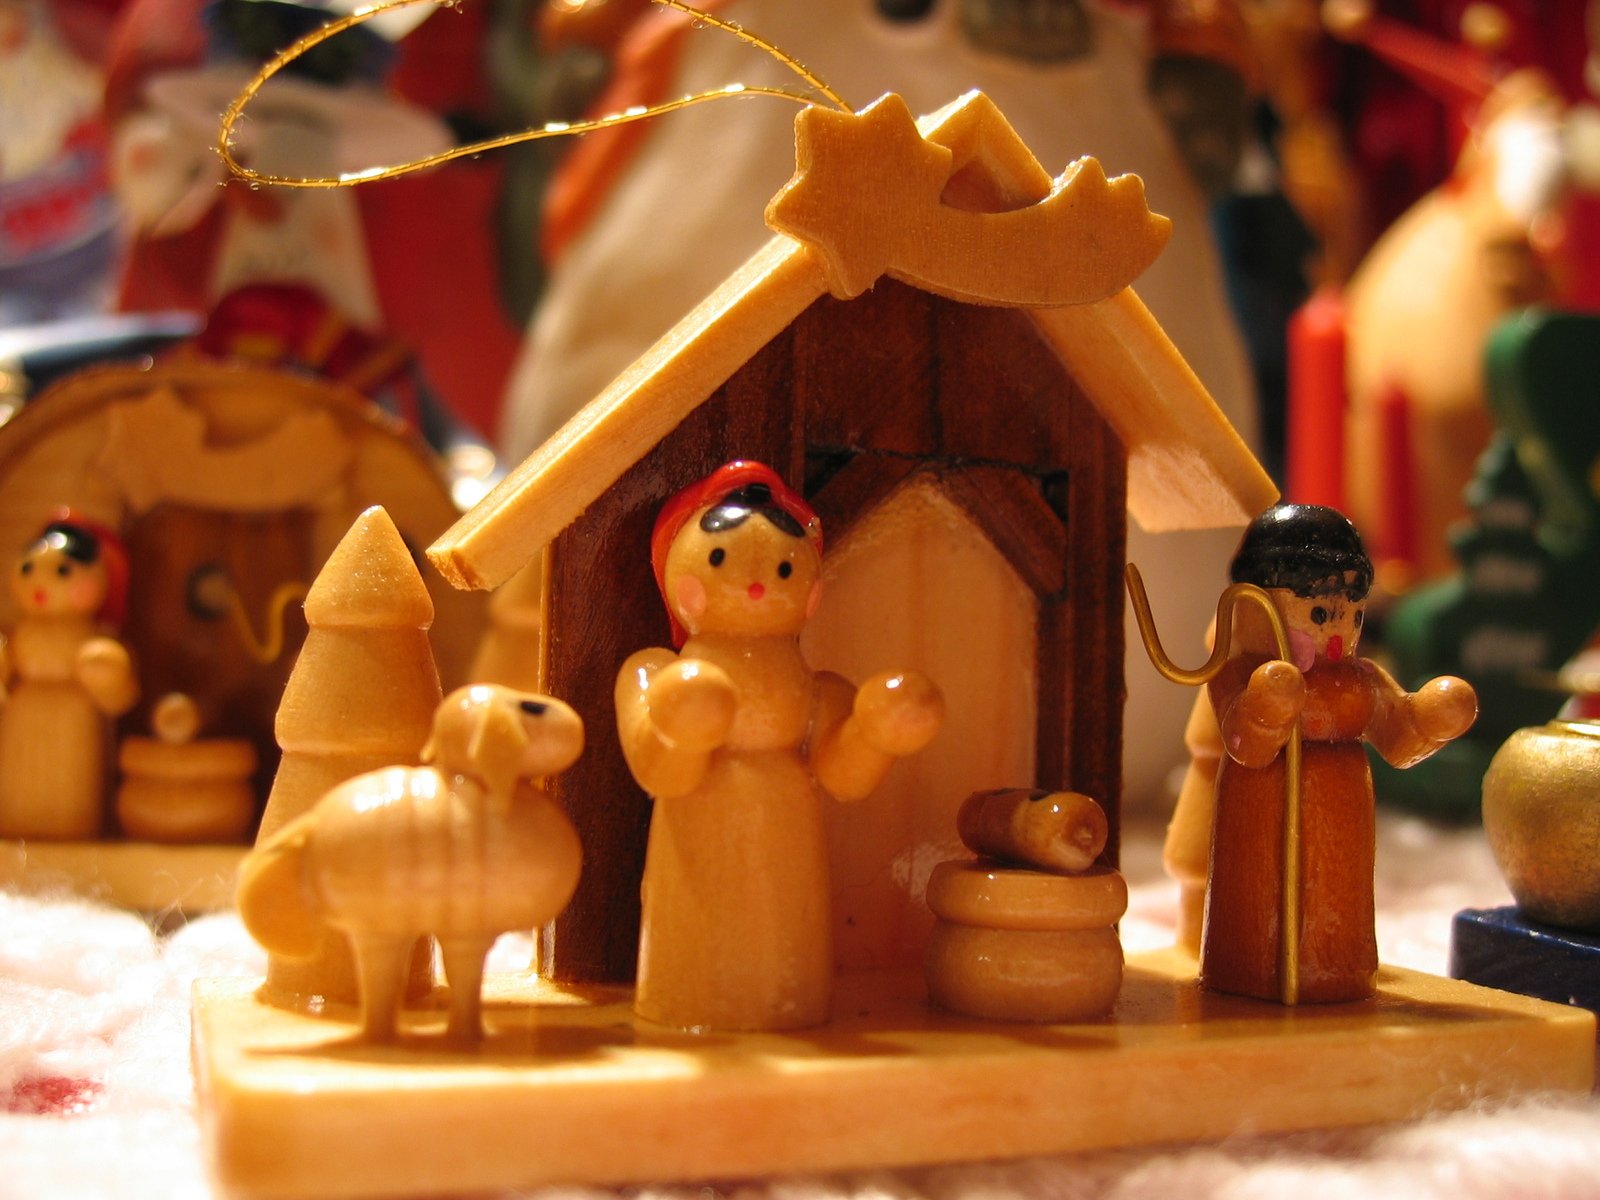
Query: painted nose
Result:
<box><xmin>1326</xmin><ymin>635</ymin><xmax>1344</xmax><ymax>662</ymax></box>
<box><xmin>747</xmin><ymin>582</ymin><xmax>765</xmax><ymax>601</ymax></box>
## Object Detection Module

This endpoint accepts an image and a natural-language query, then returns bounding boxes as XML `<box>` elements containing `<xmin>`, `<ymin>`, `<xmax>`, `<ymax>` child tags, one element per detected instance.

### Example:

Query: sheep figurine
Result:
<box><xmin>238</xmin><ymin>685</ymin><xmax>584</xmax><ymax>1043</ymax></box>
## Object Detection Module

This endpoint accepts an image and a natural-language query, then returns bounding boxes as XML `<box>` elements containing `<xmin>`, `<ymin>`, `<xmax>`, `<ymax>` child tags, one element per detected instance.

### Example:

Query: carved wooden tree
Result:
<box><xmin>467</xmin><ymin>555</ymin><xmax>545</xmax><ymax>692</ymax></box>
<box><xmin>255</xmin><ymin>506</ymin><xmax>442</xmax><ymax>1005</ymax></box>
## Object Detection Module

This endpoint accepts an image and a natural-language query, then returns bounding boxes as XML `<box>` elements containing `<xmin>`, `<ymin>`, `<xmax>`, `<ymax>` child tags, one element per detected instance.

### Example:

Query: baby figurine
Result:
<box><xmin>0</xmin><ymin>514</ymin><xmax>138</xmax><ymax>839</ymax></box>
<box><xmin>616</xmin><ymin>461</ymin><xmax>943</xmax><ymax>1032</ymax></box>
<box><xmin>1204</xmin><ymin>504</ymin><xmax>1477</xmax><ymax>1002</ymax></box>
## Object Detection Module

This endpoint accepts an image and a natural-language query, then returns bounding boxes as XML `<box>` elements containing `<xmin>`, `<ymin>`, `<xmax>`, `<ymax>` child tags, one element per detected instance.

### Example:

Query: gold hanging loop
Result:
<box><xmin>1125</xmin><ymin>563</ymin><xmax>1305</xmax><ymax>1006</ymax></box>
<box><xmin>217</xmin><ymin>0</ymin><xmax>852</xmax><ymax>191</ymax></box>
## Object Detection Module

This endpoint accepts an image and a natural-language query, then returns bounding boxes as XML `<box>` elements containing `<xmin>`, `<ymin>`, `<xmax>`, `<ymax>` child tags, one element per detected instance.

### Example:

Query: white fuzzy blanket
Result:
<box><xmin>2</xmin><ymin>815</ymin><xmax>1595</xmax><ymax>1200</ymax></box>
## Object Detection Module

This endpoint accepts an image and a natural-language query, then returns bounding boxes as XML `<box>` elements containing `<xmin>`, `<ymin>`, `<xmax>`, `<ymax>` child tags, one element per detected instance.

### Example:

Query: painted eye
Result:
<box><xmin>777</xmin><ymin>561</ymin><xmax>793</xmax><ymax>579</ymax></box>
<box><xmin>56</xmin><ymin>563</ymin><xmax>71</xmax><ymax>578</ymax></box>
<box><xmin>519</xmin><ymin>699</ymin><xmax>548</xmax><ymax>716</ymax></box>
<box><xmin>875</xmin><ymin>0</ymin><xmax>935</xmax><ymax>20</ymax></box>
<box><xmin>708</xmin><ymin>548</ymin><xmax>725</xmax><ymax>567</ymax></box>
<box><xmin>19</xmin><ymin>561</ymin><xmax>31</xmax><ymax>576</ymax></box>
<box><xmin>1310</xmin><ymin>606</ymin><xmax>1329</xmax><ymax>625</ymax></box>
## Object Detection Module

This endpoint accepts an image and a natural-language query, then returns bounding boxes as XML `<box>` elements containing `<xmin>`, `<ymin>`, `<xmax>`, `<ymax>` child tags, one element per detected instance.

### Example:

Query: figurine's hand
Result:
<box><xmin>1412</xmin><ymin>675</ymin><xmax>1478</xmax><ymax>745</ymax></box>
<box><xmin>851</xmin><ymin>671</ymin><xmax>944</xmax><ymax>757</ymax></box>
<box><xmin>1243</xmin><ymin>660</ymin><xmax>1305</xmax><ymax>725</ymax></box>
<box><xmin>646</xmin><ymin>659</ymin><xmax>737</xmax><ymax>752</ymax></box>
<box><xmin>1225</xmin><ymin>660</ymin><xmax>1304</xmax><ymax>767</ymax></box>
<box><xmin>76</xmin><ymin>637</ymin><xmax>138</xmax><ymax>716</ymax></box>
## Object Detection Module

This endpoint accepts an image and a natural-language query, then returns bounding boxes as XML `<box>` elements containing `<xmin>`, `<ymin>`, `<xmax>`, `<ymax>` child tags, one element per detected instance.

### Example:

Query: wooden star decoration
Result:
<box><xmin>766</xmin><ymin>92</ymin><xmax>1172</xmax><ymax>309</ymax></box>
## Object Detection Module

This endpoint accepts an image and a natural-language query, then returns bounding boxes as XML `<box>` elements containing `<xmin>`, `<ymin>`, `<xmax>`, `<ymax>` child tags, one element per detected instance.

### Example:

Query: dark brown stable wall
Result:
<box><xmin>542</xmin><ymin>280</ymin><xmax>1125</xmax><ymax>984</ymax></box>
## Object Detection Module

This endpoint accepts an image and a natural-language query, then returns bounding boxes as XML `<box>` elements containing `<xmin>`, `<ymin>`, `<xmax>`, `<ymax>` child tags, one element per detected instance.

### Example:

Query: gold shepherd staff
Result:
<box><xmin>1124</xmin><ymin>562</ymin><xmax>1305</xmax><ymax>1005</ymax></box>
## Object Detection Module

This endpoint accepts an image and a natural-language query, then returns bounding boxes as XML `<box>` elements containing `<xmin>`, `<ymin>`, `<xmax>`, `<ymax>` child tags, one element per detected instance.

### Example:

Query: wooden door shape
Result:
<box><xmin>801</xmin><ymin>477</ymin><xmax>1038</xmax><ymax>967</ymax></box>
<box><xmin>122</xmin><ymin>505</ymin><xmax>314</xmax><ymax>799</ymax></box>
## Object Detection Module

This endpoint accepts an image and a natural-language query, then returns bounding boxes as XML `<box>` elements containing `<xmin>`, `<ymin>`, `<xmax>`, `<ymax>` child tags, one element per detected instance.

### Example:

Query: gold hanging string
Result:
<box><xmin>226</xmin><ymin>581</ymin><xmax>310</xmax><ymax>665</ymax></box>
<box><xmin>217</xmin><ymin>0</ymin><xmax>853</xmax><ymax>191</ymax></box>
<box><xmin>1125</xmin><ymin>563</ymin><xmax>1305</xmax><ymax>1006</ymax></box>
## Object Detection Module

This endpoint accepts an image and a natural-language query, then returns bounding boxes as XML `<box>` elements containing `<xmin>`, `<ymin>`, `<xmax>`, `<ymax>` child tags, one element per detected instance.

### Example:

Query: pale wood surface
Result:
<box><xmin>467</xmin><ymin>554</ymin><xmax>547</xmax><ymax>691</ymax></box>
<box><xmin>192</xmin><ymin>953</ymin><xmax>1595</xmax><ymax>1199</ymax></box>
<box><xmin>801</xmin><ymin>481</ymin><xmax>1037</xmax><ymax>968</ymax></box>
<box><xmin>0</xmin><ymin>837</ymin><xmax>243</xmax><ymax>910</ymax></box>
<box><xmin>765</xmin><ymin>94</ymin><xmax>1171</xmax><ymax>306</ymax></box>
<box><xmin>427</xmin><ymin>89</ymin><xmax>1272</xmax><ymax>594</ymax></box>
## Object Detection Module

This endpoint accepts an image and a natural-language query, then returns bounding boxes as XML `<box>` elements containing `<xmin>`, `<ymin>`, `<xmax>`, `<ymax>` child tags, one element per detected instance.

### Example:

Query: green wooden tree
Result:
<box><xmin>1378</xmin><ymin>310</ymin><xmax>1600</xmax><ymax>819</ymax></box>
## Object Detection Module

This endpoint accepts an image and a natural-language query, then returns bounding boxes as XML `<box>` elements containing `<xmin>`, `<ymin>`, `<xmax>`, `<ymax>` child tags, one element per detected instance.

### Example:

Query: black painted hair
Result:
<box><xmin>37</xmin><ymin>521</ymin><xmax>103</xmax><ymax>567</ymax></box>
<box><xmin>699</xmin><ymin>483</ymin><xmax>806</xmax><ymax>540</ymax></box>
<box><xmin>1229</xmin><ymin>504</ymin><xmax>1373</xmax><ymax>602</ymax></box>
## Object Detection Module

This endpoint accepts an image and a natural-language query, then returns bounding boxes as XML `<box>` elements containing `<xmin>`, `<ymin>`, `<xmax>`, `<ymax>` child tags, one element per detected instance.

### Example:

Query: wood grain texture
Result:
<box><xmin>192</xmin><ymin>958</ymin><xmax>1595</xmax><ymax>1198</ymax></box>
<box><xmin>795</xmin><ymin>283</ymin><xmax>937</xmax><ymax>459</ymax></box>
<box><xmin>542</xmin><ymin>334</ymin><xmax>799</xmax><ymax>983</ymax></box>
<box><xmin>1037</xmin><ymin>392</ymin><xmax>1127</xmax><ymax>860</ymax></box>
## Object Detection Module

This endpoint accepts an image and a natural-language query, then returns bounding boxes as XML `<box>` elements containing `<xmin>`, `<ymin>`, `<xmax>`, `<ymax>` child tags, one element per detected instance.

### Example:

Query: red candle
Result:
<box><xmin>1286</xmin><ymin>285</ymin><xmax>1347</xmax><ymax>508</ymax></box>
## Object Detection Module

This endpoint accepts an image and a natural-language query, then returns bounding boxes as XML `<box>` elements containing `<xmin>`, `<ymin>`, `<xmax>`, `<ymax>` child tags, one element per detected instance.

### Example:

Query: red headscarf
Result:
<box><xmin>650</xmin><ymin>461</ymin><xmax>821</xmax><ymax>648</ymax></box>
<box><xmin>36</xmin><ymin>509</ymin><xmax>131</xmax><ymax>629</ymax></box>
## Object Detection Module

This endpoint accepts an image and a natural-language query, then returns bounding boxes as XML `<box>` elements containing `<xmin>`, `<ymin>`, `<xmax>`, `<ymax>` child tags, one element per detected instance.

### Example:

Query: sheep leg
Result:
<box><xmin>439</xmin><ymin>933</ymin><xmax>494</xmax><ymax>1044</ymax></box>
<box><xmin>349</xmin><ymin>931</ymin><xmax>415</xmax><ymax>1043</ymax></box>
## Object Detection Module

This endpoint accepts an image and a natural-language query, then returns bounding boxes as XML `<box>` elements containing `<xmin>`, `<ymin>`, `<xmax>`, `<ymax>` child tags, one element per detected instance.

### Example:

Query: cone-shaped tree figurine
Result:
<box><xmin>467</xmin><ymin>554</ymin><xmax>545</xmax><ymax>692</ymax></box>
<box><xmin>255</xmin><ymin>506</ymin><xmax>442</xmax><ymax>1006</ymax></box>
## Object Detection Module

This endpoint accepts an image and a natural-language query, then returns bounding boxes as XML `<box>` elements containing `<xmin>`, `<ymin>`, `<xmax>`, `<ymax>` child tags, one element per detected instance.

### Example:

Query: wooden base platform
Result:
<box><xmin>0</xmin><ymin>838</ymin><xmax>243</xmax><ymax>913</ymax></box>
<box><xmin>193</xmin><ymin>950</ymin><xmax>1595</xmax><ymax>1199</ymax></box>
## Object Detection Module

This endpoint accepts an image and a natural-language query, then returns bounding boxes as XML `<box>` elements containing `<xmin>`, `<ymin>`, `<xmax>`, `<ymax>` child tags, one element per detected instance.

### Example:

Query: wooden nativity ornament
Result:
<box><xmin>195</xmin><ymin>65</ymin><xmax>1593</xmax><ymax>1200</ymax></box>
<box><xmin>0</xmin><ymin>360</ymin><xmax>485</xmax><ymax>911</ymax></box>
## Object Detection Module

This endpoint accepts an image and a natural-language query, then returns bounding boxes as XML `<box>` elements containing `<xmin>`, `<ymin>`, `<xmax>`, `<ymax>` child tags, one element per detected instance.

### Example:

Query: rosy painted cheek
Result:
<box><xmin>672</xmin><ymin>576</ymin><xmax>708</xmax><ymax>626</ymax></box>
<box><xmin>66</xmin><ymin>577</ymin><xmax>103</xmax><ymax>614</ymax></box>
<box><xmin>1286</xmin><ymin>628</ymin><xmax>1316</xmax><ymax>673</ymax></box>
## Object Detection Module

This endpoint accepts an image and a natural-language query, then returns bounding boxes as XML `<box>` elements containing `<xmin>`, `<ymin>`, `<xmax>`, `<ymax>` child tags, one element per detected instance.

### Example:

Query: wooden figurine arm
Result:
<box><xmin>811</xmin><ymin>669</ymin><xmax>943</xmax><ymax>801</ymax></box>
<box><xmin>1164</xmin><ymin>689</ymin><xmax>1224</xmax><ymax>886</ymax></box>
<box><xmin>76</xmin><ymin>636</ymin><xmax>138</xmax><ymax>717</ymax></box>
<box><xmin>614</xmin><ymin>648</ymin><xmax>737</xmax><ymax>800</ymax></box>
<box><xmin>1363</xmin><ymin>660</ymin><xmax>1478</xmax><ymax>769</ymax></box>
<box><xmin>1210</xmin><ymin>657</ymin><xmax>1305</xmax><ymax>769</ymax></box>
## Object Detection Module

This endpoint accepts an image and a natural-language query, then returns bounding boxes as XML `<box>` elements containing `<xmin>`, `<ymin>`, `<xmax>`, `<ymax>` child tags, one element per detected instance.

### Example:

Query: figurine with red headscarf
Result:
<box><xmin>0</xmin><ymin>513</ymin><xmax>138</xmax><ymax>840</ymax></box>
<box><xmin>615</xmin><ymin>461</ymin><xmax>943</xmax><ymax>1033</ymax></box>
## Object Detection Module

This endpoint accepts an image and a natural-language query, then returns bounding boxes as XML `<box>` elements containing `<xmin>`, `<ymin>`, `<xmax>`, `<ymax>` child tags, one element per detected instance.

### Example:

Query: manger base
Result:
<box><xmin>193</xmin><ymin>950</ymin><xmax>1594</xmax><ymax>1199</ymax></box>
<box><xmin>0</xmin><ymin>837</ymin><xmax>244</xmax><ymax>913</ymax></box>
<box><xmin>1450</xmin><ymin>905</ymin><xmax>1600</xmax><ymax>1014</ymax></box>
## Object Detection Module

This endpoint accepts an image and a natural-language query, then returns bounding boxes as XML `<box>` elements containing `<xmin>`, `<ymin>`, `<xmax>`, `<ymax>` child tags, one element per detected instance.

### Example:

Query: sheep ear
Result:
<box><xmin>468</xmin><ymin>700</ymin><xmax>529</xmax><ymax>803</ymax></box>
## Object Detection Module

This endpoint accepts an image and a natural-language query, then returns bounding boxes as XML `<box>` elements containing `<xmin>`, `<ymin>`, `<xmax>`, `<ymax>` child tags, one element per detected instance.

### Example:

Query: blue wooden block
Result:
<box><xmin>1450</xmin><ymin>906</ymin><xmax>1600</xmax><ymax>1015</ymax></box>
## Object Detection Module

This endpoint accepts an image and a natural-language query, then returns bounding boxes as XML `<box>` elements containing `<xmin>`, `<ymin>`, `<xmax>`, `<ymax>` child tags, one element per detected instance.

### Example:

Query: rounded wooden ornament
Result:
<box><xmin>117</xmin><ymin>737</ymin><xmax>258</xmax><ymax>843</ymax></box>
<box><xmin>925</xmin><ymin>860</ymin><xmax>1127</xmax><ymax>931</ymax></box>
<box><xmin>924</xmin><ymin>859</ymin><xmax>1127</xmax><ymax>1022</ymax></box>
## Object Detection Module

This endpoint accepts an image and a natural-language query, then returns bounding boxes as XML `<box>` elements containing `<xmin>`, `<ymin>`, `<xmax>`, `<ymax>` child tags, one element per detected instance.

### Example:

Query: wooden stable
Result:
<box><xmin>431</xmin><ymin>91</ymin><xmax>1276</xmax><ymax>983</ymax></box>
<box><xmin>0</xmin><ymin>359</ymin><xmax>484</xmax><ymax>897</ymax></box>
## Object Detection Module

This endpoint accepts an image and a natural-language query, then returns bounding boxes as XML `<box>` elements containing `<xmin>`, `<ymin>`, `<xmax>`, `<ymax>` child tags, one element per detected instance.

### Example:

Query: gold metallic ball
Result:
<box><xmin>1482</xmin><ymin>721</ymin><xmax>1600</xmax><ymax>932</ymax></box>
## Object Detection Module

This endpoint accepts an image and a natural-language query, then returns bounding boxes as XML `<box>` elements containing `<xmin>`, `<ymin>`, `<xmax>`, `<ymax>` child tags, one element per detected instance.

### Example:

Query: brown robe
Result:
<box><xmin>1203</xmin><ymin>656</ymin><xmax>1378</xmax><ymax>1003</ymax></box>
